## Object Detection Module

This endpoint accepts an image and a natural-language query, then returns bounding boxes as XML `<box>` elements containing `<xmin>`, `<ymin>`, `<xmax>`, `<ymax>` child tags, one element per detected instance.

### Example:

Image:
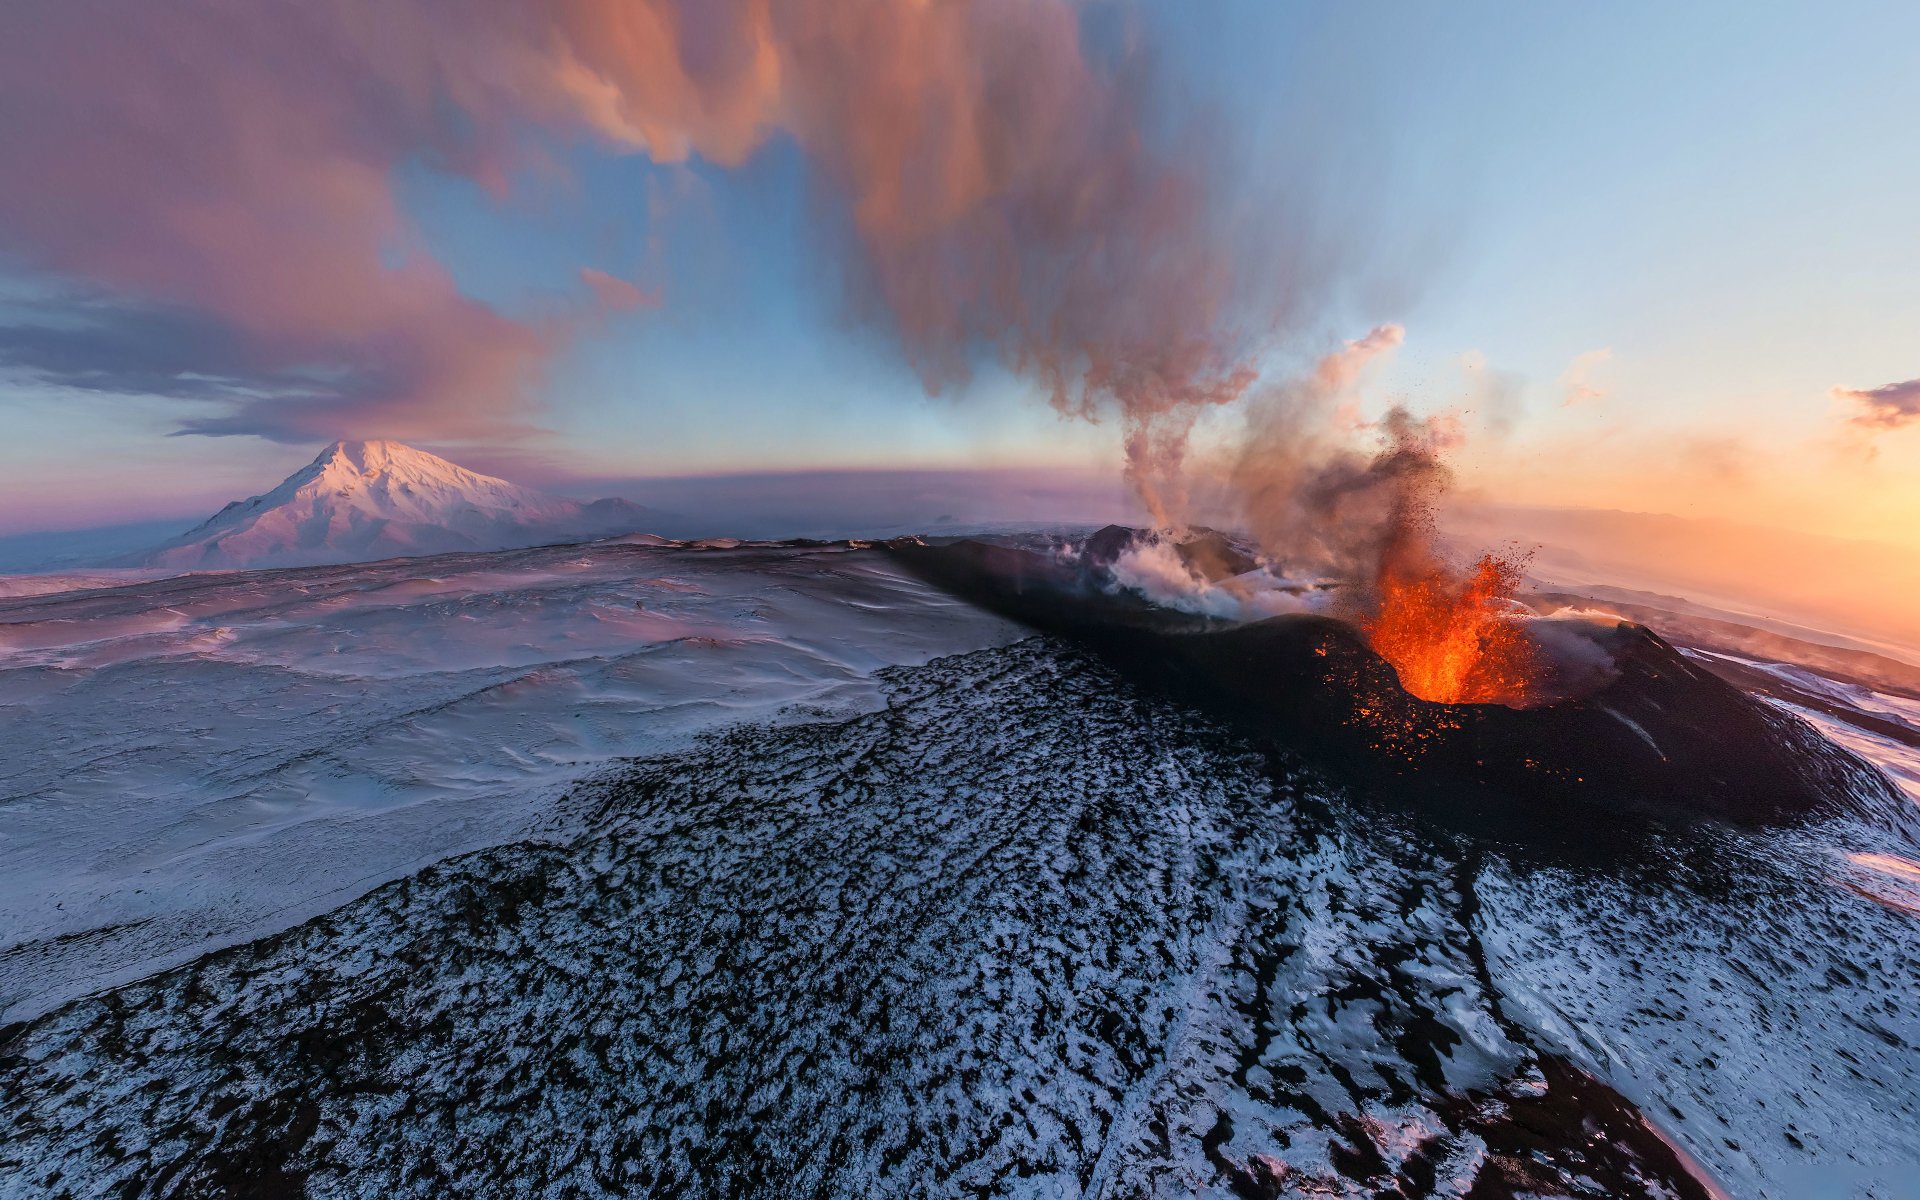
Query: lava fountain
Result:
<box><xmin>1363</xmin><ymin>551</ymin><xmax>1539</xmax><ymax>705</ymax></box>
<box><xmin>1338</xmin><ymin>410</ymin><xmax>1544</xmax><ymax>707</ymax></box>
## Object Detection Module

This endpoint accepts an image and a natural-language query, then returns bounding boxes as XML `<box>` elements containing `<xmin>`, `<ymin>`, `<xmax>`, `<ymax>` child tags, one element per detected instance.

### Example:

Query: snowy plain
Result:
<box><xmin>0</xmin><ymin>540</ymin><xmax>1016</xmax><ymax>1022</ymax></box>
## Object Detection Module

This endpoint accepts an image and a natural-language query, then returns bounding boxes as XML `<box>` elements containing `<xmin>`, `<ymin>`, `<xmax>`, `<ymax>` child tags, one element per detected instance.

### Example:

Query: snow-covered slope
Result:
<box><xmin>128</xmin><ymin>440</ymin><xmax>655</xmax><ymax>570</ymax></box>
<box><xmin>0</xmin><ymin>539</ymin><xmax>1018</xmax><ymax>1023</ymax></box>
<box><xmin>4</xmin><ymin>545</ymin><xmax>1918</xmax><ymax>1194</ymax></box>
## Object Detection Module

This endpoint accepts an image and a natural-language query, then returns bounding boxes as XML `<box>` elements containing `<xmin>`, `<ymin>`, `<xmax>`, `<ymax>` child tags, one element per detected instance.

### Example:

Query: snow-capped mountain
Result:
<box><xmin>128</xmin><ymin>440</ymin><xmax>657</xmax><ymax>570</ymax></box>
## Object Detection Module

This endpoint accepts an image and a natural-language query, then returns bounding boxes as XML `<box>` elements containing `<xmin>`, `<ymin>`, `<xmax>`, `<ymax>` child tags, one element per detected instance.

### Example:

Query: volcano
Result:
<box><xmin>124</xmin><ymin>440</ymin><xmax>659</xmax><ymax>570</ymax></box>
<box><xmin>887</xmin><ymin>535</ymin><xmax>1904</xmax><ymax>829</ymax></box>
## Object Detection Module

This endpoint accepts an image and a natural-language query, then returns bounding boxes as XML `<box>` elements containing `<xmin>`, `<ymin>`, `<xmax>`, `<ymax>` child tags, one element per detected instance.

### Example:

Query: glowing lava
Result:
<box><xmin>1313</xmin><ymin>407</ymin><xmax>1546</xmax><ymax>708</ymax></box>
<box><xmin>1363</xmin><ymin>551</ymin><xmax>1538</xmax><ymax>705</ymax></box>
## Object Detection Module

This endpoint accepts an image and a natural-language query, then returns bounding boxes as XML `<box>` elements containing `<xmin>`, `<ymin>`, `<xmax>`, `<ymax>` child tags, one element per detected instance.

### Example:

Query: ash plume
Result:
<box><xmin>0</xmin><ymin>0</ymin><xmax>1301</xmax><ymax>480</ymax></box>
<box><xmin>1227</xmin><ymin>324</ymin><xmax>1412</xmax><ymax>579</ymax></box>
<box><xmin>1298</xmin><ymin>404</ymin><xmax>1462</xmax><ymax>612</ymax></box>
<box><xmin>1208</xmin><ymin>330</ymin><xmax>1569</xmax><ymax>706</ymax></box>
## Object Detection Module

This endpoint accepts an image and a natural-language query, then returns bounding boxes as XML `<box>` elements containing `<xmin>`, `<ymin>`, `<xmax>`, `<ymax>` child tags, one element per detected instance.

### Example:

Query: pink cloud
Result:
<box><xmin>1314</xmin><ymin>324</ymin><xmax>1405</xmax><ymax>393</ymax></box>
<box><xmin>0</xmin><ymin>3</ymin><xmax>566</xmax><ymax>441</ymax></box>
<box><xmin>0</xmin><ymin>0</ymin><xmax>1308</xmax><ymax>480</ymax></box>
<box><xmin>580</xmin><ymin>267</ymin><xmax>661</xmax><ymax>313</ymax></box>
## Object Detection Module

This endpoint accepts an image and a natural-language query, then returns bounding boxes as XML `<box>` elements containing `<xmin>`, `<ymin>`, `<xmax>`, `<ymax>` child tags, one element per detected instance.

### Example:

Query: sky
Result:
<box><xmin>2</xmin><ymin>1</ymin><xmax>1918</xmax><ymax>553</ymax></box>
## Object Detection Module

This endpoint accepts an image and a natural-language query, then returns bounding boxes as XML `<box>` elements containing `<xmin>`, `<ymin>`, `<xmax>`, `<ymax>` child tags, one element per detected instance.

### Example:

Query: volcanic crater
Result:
<box><xmin>887</xmin><ymin>530</ymin><xmax>1907</xmax><ymax>831</ymax></box>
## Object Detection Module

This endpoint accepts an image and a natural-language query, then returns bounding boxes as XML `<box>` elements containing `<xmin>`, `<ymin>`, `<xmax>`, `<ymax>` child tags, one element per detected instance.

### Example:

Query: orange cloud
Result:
<box><xmin>1315</xmin><ymin>324</ymin><xmax>1405</xmax><ymax>393</ymax></box>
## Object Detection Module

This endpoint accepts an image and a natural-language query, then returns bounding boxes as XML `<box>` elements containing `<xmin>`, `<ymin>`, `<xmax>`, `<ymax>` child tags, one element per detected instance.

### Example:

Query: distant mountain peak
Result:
<box><xmin>126</xmin><ymin>440</ymin><xmax>654</xmax><ymax>571</ymax></box>
<box><xmin>313</xmin><ymin>438</ymin><xmax>466</xmax><ymax>474</ymax></box>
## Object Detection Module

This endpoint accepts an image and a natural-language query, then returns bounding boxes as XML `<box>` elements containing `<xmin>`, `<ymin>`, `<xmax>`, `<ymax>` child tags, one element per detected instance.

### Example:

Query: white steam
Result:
<box><xmin>1104</xmin><ymin>537</ymin><xmax>1328</xmax><ymax>623</ymax></box>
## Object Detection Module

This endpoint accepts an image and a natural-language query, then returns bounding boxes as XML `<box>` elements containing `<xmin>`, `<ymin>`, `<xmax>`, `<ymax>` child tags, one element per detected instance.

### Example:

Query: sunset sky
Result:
<box><xmin>2</xmin><ymin>1</ymin><xmax>1918</xmax><ymax>553</ymax></box>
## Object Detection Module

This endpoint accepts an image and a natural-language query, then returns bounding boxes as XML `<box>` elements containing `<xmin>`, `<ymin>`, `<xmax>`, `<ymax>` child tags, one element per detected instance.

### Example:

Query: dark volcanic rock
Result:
<box><xmin>0</xmin><ymin>642</ymin><xmax>1743</xmax><ymax>1199</ymax></box>
<box><xmin>1083</xmin><ymin>523</ymin><xmax>1139</xmax><ymax>568</ymax></box>
<box><xmin>887</xmin><ymin>538</ymin><xmax>1904</xmax><ymax>828</ymax></box>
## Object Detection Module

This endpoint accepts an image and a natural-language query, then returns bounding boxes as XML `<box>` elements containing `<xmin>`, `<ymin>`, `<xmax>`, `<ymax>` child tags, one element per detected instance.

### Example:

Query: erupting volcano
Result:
<box><xmin>1362</xmin><ymin>551</ymin><xmax>1536</xmax><ymax>705</ymax></box>
<box><xmin>1340</xmin><ymin>411</ymin><xmax>1544</xmax><ymax>707</ymax></box>
<box><xmin>885</xmin><ymin>526</ymin><xmax>1903</xmax><ymax>831</ymax></box>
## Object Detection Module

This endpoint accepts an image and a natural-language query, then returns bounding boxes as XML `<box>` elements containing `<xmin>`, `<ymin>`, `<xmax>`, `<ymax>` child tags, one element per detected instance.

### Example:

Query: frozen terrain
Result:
<box><xmin>1</xmin><ymin>537</ymin><xmax>1917</xmax><ymax>1198</ymax></box>
<box><xmin>0</xmin><ymin>540</ymin><xmax>1017</xmax><ymax>1021</ymax></box>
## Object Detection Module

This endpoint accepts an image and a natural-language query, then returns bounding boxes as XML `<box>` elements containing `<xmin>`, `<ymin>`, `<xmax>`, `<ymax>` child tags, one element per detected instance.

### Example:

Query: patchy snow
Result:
<box><xmin>3</xmin><ymin>638</ymin><xmax>1914</xmax><ymax>1198</ymax></box>
<box><xmin>1</xmin><ymin>538</ymin><xmax>1918</xmax><ymax>1197</ymax></box>
<box><xmin>0</xmin><ymin>570</ymin><xmax>168</xmax><ymax>599</ymax></box>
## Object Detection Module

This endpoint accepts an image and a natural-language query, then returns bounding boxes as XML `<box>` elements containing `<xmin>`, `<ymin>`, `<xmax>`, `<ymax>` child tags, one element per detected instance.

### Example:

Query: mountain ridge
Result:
<box><xmin>124</xmin><ymin>440</ymin><xmax>657</xmax><ymax>570</ymax></box>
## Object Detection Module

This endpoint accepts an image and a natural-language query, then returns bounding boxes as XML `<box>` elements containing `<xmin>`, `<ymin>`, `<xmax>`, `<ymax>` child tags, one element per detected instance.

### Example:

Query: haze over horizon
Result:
<box><xmin>13</xmin><ymin>430</ymin><xmax>1920</xmax><ymax>665</ymax></box>
<box><xmin>4</xmin><ymin>2</ymin><xmax>1919</xmax><ymax>564</ymax></box>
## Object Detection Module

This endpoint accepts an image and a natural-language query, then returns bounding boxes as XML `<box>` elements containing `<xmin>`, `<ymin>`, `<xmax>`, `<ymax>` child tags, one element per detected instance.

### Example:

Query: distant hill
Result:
<box><xmin>123</xmin><ymin>439</ymin><xmax>658</xmax><ymax>570</ymax></box>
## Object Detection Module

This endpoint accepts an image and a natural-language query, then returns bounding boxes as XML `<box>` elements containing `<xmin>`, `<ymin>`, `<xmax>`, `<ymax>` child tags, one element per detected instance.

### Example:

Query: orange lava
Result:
<box><xmin>1363</xmin><ymin>552</ymin><xmax>1538</xmax><ymax>706</ymax></box>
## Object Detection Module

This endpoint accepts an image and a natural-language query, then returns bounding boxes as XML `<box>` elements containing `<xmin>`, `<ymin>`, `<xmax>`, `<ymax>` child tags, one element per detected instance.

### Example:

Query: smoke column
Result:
<box><xmin>1215</xmin><ymin>328</ymin><xmax>1548</xmax><ymax>705</ymax></box>
<box><xmin>0</xmin><ymin>0</ymin><xmax>1297</xmax><ymax>506</ymax></box>
<box><xmin>2</xmin><ymin>2</ymin><xmax>1566</xmax><ymax>701</ymax></box>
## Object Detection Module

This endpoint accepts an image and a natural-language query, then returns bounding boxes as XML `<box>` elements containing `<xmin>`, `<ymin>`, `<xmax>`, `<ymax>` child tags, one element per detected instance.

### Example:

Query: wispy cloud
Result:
<box><xmin>1833</xmin><ymin>378</ymin><xmax>1920</xmax><ymax>431</ymax></box>
<box><xmin>0</xmin><ymin>297</ymin><xmax>281</xmax><ymax>401</ymax></box>
<box><xmin>1559</xmin><ymin>348</ymin><xmax>1612</xmax><ymax>407</ymax></box>
<box><xmin>1314</xmin><ymin>324</ymin><xmax>1404</xmax><ymax>393</ymax></box>
<box><xmin>580</xmin><ymin>268</ymin><xmax>661</xmax><ymax>314</ymax></box>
